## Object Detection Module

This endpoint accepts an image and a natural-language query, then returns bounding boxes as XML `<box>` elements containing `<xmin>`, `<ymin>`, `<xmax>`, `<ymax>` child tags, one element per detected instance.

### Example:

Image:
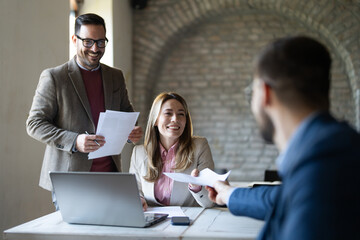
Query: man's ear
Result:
<box><xmin>71</xmin><ymin>34</ymin><xmax>77</xmax><ymax>46</ymax></box>
<box><xmin>263</xmin><ymin>82</ymin><xmax>273</xmax><ymax>106</ymax></box>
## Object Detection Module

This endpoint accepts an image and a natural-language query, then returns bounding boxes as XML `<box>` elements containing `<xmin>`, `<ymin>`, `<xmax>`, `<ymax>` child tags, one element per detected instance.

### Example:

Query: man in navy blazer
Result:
<box><xmin>206</xmin><ymin>36</ymin><xmax>360</xmax><ymax>239</ymax></box>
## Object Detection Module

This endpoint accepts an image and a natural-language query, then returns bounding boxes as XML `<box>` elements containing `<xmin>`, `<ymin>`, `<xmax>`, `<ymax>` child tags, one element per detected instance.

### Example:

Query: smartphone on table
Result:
<box><xmin>171</xmin><ymin>216</ymin><xmax>190</xmax><ymax>225</ymax></box>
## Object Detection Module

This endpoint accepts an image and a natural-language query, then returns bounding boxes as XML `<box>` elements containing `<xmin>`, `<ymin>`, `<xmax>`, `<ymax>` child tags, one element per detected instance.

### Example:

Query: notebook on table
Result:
<box><xmin>49</xmin><ymin>171</ymin><xmax>168</xmax><ymax>227</ymax></box>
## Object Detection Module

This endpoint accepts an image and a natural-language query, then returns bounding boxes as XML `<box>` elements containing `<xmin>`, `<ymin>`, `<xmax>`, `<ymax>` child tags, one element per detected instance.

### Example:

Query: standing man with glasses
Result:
<box><xmin>206</xmin><ymin>36</ymin><xmax>360</xmax><ymax>239</ymax></box>
<box><xmin>26</xmin><ymin>13</ymin><xmax>142</xmax><ymax>208</ymax></box>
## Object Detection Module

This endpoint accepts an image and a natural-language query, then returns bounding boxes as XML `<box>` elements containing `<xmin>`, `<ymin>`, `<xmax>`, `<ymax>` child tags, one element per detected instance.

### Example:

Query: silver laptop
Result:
<box><xmin>50</xmin><ymin>172</ymin><xmax>168</xmax><ymax>227</ymax></box>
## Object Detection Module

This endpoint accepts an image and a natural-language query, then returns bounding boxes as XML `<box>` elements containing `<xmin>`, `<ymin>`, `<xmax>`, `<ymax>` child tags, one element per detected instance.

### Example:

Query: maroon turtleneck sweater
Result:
<box><xmin>80</xmin><ymin>67</ymin><xmax>117</xmax><ymax>172</ymax></box>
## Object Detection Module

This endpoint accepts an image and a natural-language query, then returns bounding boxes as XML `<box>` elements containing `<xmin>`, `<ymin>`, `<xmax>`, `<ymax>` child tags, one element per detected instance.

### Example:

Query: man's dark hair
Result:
<box><xmin>75</xmin><ymin>13</ymin><xmax>106</xmax><ymax>35</ymax></box>
<box><xmin>255</xmin><ymin>36</ymin><xmax>331</xmax><ymax>110</ymax></box>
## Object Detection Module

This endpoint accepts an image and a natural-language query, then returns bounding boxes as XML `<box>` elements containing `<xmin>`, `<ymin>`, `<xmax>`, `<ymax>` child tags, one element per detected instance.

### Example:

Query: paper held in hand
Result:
<box><xmin>88</xmin><ymin>110</ymin><xmax>139</xmax><ymax>159</ymax></box>
<box><xmin>164</xmin><ymin>168</ymin><xmax>231</xmax><ymax>187</ymax></box>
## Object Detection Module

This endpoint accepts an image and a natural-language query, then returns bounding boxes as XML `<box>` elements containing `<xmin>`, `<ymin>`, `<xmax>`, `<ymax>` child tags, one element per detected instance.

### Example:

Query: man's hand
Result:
<box><xmin>75</xmin><ymin>134</ymin><xmax>105</xmax><ymax>153</ymax></box>
<box><xmin>205</xmin><ymin>180</ymin><xmax>233</xmax><ymax>206</ymax></box>
<box><xmin>128</xmin><ymin>126</ymin><xmax>143</xmax><ymax>143</ymax></box>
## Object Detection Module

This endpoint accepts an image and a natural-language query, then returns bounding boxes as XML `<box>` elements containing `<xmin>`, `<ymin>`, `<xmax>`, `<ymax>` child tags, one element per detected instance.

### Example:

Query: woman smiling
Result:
<box><xmin>129</xmin><ymin>92</ymin><xmax>215</xmax><ymax>210</ymax></box>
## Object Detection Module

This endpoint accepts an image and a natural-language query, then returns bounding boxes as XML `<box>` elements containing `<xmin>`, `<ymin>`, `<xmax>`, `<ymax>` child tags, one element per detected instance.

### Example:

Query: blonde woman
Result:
<box><xmin>129</xmin><ymin>92</ymin><xmax>214</xmax><ymax>209</ymax></box>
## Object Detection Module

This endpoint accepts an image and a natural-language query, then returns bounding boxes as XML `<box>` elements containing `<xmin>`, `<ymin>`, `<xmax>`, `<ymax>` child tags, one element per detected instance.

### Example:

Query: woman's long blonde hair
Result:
<box><xmin>144</xmin><ymin>92</ymin><xmax>194</xmax><ymax>182</ymax></box>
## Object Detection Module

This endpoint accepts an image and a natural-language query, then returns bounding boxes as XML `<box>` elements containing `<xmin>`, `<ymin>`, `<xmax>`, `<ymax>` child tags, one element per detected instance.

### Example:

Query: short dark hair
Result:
<box><xmin>75</xmin><ymin>13</ymin><xmax>106</xmax><ymax>35</ymax></box>
<box><xmin>255</xmin><ymin>36</ymin><xmax>331</xmax><ymax>110</ymax></box>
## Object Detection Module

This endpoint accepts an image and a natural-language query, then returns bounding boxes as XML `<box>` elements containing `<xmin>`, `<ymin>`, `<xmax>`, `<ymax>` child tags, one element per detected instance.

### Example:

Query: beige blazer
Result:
<box><xmin>26</xmin><ymin>57</ymin><xmax>134</xmax><ymax>191</ymax></box>
<box><xmin>129</xmin><ymin>137</ymin><xmax>215</xmax><ymax>208</ymax></box>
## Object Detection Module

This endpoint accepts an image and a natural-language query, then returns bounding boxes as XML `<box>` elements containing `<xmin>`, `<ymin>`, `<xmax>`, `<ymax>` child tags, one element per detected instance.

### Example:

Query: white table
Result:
<box><xmin>183</xmin><ymin>208</ymin><xmax>264</xmax><ymax>239</ymax></box>
<box><xmin>3</xmin><ymin>207</ymin><xmax>264</xmax><ymax>240</ymax></box>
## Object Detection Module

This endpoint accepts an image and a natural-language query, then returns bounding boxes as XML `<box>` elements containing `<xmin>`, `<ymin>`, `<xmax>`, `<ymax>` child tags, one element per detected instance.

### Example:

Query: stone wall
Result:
<box><xmin>132</xmin><ymin>0</ymin><xmax>360</xmax><ymax>181</ymax></box>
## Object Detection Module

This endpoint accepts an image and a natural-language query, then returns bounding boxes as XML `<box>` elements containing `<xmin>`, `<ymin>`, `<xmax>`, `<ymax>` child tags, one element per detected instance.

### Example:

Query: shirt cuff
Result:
<box><xmin>226</xmin><ymin>187</ymin><xmax>237</xmax><ymax>207</ymax></box>
<box><xmin>72</xmin><ymin>138</ymin><xmax>78</xmax><ymax>153</ymax></box>
<box><xmin>188</xmin><ymin>184</ymin><xmax>202</xmax><ymax>193</ymax></box>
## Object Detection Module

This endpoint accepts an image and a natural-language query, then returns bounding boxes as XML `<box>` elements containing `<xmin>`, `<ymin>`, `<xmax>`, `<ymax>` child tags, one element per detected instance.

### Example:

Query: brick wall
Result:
<box><xmin>132</xmin><ymin>0</ymin><xmax>360</xmax><ymax>181</ymax></box>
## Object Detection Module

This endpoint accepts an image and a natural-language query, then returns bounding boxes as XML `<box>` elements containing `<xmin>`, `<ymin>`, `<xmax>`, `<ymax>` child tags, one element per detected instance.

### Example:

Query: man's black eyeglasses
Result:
<box><xmin>76</xmin><ymin>35</ymin><xmax>108</xmax><ymax>48</ymax></box>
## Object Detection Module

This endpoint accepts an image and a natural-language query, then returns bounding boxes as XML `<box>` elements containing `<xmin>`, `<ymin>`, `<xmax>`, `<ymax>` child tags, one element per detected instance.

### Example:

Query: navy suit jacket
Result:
<box><xmin>228</xmin><ymin>112</ymin><xmax>360</xmax><ymax>240</ymax></box>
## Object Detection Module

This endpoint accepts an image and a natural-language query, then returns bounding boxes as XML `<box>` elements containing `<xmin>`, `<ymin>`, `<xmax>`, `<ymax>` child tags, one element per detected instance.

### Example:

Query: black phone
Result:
<box><xmin>171</xmin><ymin>216</ymin><xmax>190</xmax><ymax>225</ymax></box>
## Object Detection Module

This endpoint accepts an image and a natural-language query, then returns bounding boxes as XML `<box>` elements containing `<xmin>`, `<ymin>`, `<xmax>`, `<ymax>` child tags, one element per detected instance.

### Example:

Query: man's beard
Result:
<box><xmin>258</xmin><ymin>108</ymin><xmax>275</xmax><ymax>144</ymax></box>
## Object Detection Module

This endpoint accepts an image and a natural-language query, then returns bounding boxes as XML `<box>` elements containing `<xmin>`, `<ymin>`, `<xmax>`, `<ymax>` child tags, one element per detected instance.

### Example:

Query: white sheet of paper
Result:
<box><xmin>88</xmin><ymin>110</ymin><xmax>139</xmax><ymax>159</ymax></box>
<box><xmin>145</xmin><ymin>206</ymin><xmax>186</xmax><ymax>218</ymax></box>
<box><xmin>164</xmin><ymin>168</ymin><xmax>231</xmax><ymax>187</ymax></box>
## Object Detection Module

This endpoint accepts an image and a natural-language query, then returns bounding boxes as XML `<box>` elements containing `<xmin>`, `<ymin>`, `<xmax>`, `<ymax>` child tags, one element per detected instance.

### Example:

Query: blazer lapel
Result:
<box><xmin>101</xmin><ymin>64</ymin><xmax>113</xmax><ymax>110</ymax></box>
<box><xmin>145</xmin><ymin>181</ymin><xmax>159</xmax><ymax>205</ymax></box>
<box><xmin>170</xmin><ymin>167</ymin><xmax>192</xmax><ymax>205</ymax></box>
<box><xmin>170</xmin><ymin>180</ymin><xmax>186</xmax><ymax>205</ymax></box>
<box><xmin>68</xmin><ymin>57</ymin><xmax>94</xmax><ymax>128</ymax></box>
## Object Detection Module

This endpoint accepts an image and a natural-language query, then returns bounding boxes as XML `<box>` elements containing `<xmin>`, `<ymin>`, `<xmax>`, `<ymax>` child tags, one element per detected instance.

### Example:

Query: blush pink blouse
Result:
<box><xmin>154</xmin><ymin>142</ymin><xmax>178</xmax><ymax>205</ymax></box>
<box><xmin>154</xmin><ymin>142</ymin><xmax>202</xmax><ymax>206</ymax></box>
